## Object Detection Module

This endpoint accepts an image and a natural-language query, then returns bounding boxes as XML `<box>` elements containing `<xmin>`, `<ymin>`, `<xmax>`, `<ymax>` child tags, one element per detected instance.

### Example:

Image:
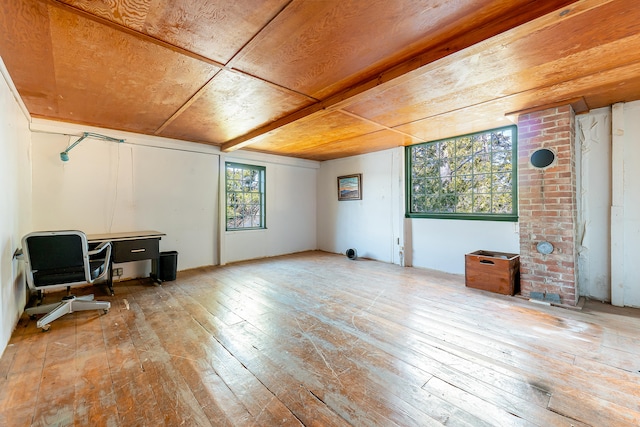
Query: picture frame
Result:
<box><xmin>337</xmin><ymin>174</ymin><xmax>362</xmax><ymax>201</ymax></box>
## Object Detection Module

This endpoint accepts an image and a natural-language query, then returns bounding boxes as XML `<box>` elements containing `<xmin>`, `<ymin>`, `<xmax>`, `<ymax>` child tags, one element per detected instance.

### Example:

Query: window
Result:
<box><xmin>225</xmin><ymin>162</ymin><xmax>266</xmax><ymax>230</ymax></box>
<box><xmin>406</xmin><ymin>125</ymin><xmax>517</xmax><ymax>221</ymax></box>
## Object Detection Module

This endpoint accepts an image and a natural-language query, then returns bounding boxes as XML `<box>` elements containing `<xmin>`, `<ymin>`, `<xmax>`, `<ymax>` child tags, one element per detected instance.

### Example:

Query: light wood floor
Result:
<box><xmin>1</xmin><ymin>251</ymin><xmax>639</xmax><ymax>426</ymax></box>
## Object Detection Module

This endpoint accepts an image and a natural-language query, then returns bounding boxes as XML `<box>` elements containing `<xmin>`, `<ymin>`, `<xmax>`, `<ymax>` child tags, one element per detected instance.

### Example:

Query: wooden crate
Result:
<box><xmin>465</xmin><ymin>250</ymin><xmax>520</xmax><ymax>295</ymax></box>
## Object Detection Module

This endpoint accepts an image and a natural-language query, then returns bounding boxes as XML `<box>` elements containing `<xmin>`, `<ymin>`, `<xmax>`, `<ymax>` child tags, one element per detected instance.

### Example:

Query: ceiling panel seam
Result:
<box><xmin>220</xmin><ymin>2</ymin><xmax>590</xmax><ymax>153</ymax></box>
<box><xmin>47</xmin><ymin>0</ymin><xmax>309</xmax><ymax>101</ymax></box>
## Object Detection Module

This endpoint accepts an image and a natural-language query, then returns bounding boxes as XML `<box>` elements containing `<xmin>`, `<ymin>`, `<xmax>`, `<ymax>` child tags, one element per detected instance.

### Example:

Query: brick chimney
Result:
<box><xmin>517</xmin><ymin>105</ymin><xmax>578</xmax><ymax>305</ymax></box>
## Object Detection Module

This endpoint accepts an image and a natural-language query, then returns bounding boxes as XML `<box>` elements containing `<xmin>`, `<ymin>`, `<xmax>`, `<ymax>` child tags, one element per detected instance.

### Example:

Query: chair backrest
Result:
<box><xmin>22</xmin><ymin>230</ymin><xmax>91</xmax><ymax>291</ymax></box>
<box><xmin>26</xmin><ymin>234</ymin><xmax>85</xmax><ymax>271</ymax></box>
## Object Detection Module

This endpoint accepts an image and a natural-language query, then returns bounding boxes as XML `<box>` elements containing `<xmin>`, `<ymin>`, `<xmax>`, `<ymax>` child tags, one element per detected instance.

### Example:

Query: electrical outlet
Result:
<box><xmin>114</xmin><ymin>268</ymin><xmax>123</xmax><ymax>276</ymax></box>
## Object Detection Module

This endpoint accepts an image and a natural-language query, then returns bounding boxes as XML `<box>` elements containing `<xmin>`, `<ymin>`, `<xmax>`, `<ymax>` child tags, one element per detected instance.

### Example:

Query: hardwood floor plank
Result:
<box><xmin>206</xmin><ymin>268</ymin><xmax>544</xmax><ymax>424</ymax></box>
<box><xmin>209</xmin><ymin>256</ymin><xmax>600</xmax><ymax>422</ymax></box>
<box><xmin>548</xmin><ymin>387</ymin><xmax>640</xmax><ymax>426</ymax></box>
<box><xmin>127</xmin><ymin>287</ymin><xmax>303</xmax><ymax>426</ymax></box>
<box><xmin>171</xmin><ymin>357</ymin><xmax>254</xmax><ymax>426</ymax></box>
<box><xmin>0</xmin><ymin>402</ymin><xmax>35</xmax><ymax>426</ymax></box>
<box><xmin>215</xmin><ymin>266</ymin><xmax>548</xmax><ymax>422</ymax></box>
<box><xmin>170</xmin><ymin>285</ymin><xmax>351</xmax><ymax>427</ymax></box>
<box><xmin>0</xmin><ymin>332</ymin><xmax>47</xmax><ymax>376</ymax></box>
<box><xmin>1</xmin><ymin>251</ymin><xmax>639</xmax><ymax>426</ymax></box>
<box><xmin>31</xmin><ymin>361</ymin><xmax>76</xmax><ymax>427</ymax></box>
<box><xmin>101</xmin><ymin>311</ymin><xmax>166</xmax><ymax>426</ymax></box>
<box><xmin>0</xmin><ymin>370</ymin><xmax>40</xmax><ymax>417</ymax></box>
<box><xmin>0</xmin><ymin>342</ymin><xmax>17</xmax><ymax>379</ymax></box>
<box><xmin>423</xmin><ymin>376</ymin><xmax>529</xmax><ymax>427</ymax></box>
<box><xmin>247</xmin><ymin>299</ymin><xmax>554</xmax><ymax>425</ymax></box>
<box><xmin>73</xmin><ymin>352</ymin><xmax>119</xmax><ymax>426</ymax></box>
<box><xmin>121</xmin><ymin>297</ymin><xmax>215</xmax><ymax>426</ymax></box>
<box><xmin>214</xmin><ymin>297</ymin><xmax>490</xmax><ymax>426</ymax></box>
<box><xmin>231</xmin><ymin>254</ymin><xmax>639</xmax><ymax>424</ymax></box>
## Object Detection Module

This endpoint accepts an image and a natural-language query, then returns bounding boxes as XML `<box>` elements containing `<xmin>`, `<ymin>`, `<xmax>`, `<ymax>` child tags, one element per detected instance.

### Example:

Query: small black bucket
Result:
<box><xmin>159</xmin><ymin>251</ymin><xmax>178</xmax><ymax>281</ymax></box>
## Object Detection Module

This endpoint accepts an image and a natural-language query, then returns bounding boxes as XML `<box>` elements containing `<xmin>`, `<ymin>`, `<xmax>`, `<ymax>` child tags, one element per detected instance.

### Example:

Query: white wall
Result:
<box><xmin>30</xmin><ymin>120</ymin><xmax>319</xmax><ymax>273</ymax></box>
<box><xmin>222</xmin><ymin>153</ymin><xmax>318</xmax><ymax>264</ymax></box>
<box><xmin>317</xmin><ymin>149</ymin><xmax>403</xmax><ymax>263</ymax></box>
<box><xmin>575</xmin><ymin>102</ymin><xmax>640</xmax><ymax>307</ymax></box>
<box><xmin>317</xmin><ymin>147</ymin><xmax>519</xmax><ymax>273</ymax></box>
<box><xmin>30</xmin><ymin>120</ymin><xmax>219</xmax><ymax>278</ymax></box>
<box><xmin>0</xmin><ymin>59</ymin><xmax>31</xmax><ymax>356</ymax></box>
<box><xmin>576</xmin><ymin>107</ymin><xmax>611</xmax><ymax>301</ymax></box>
<box><xmin>410</xmin><ymin>219</ymin><xmax>519</xmax><ymax>274</ymax></box>
<box><xmin>621</xmin><ymin>102</ymin><xmax>640</xmax><ymax>307</ymax></box>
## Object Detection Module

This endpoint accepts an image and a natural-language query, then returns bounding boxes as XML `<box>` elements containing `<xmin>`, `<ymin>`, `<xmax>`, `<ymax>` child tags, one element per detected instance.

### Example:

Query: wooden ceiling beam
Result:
<box><xmin>505</xmin><ymin>97</ymin><xmax>589</xmax><ymax>117</ymax></box>
<box><xmin>221</xmin><ymin>0</ymin><xmax>598</xmax><ymax>153</ymax></box>
<box><xmin>219</xmin><ymin>42</ymin><xmax>472</xmax><ymax>152</ymax></box>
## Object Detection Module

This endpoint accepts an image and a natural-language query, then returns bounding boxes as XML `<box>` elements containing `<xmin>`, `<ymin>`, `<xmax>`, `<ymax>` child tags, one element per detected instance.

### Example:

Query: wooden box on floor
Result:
<box><xmin>465</xmin><ymin>250</ymin><xmax>520</xmax><ymax>295</ymax></box>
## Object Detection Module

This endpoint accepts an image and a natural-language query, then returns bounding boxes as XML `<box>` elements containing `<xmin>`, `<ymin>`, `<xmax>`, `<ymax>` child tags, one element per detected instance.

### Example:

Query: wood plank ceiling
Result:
<box><xmin>1</xmin><ymin>0</ymin><xmax>639</xmax><ymax>161</ymax></box>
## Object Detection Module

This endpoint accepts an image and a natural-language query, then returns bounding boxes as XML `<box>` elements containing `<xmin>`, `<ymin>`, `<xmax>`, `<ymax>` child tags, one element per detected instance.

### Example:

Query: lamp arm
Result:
<box><xmin>84</xmin><ymin>132</ymin><xmax>125</xmax><ymax>143</ymax></box>
<box><xmin>62</xmin><ymin>132</ymin><xmax>89</xmax><ymax>155</ymax></box>
<box><xmin>60</xmin><ymin>132</ymin><xmax>125</xmax><ymax>161</ymax></box>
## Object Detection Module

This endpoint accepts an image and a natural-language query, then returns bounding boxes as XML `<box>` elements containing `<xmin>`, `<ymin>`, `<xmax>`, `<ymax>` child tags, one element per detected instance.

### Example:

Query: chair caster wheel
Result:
<box><xmin>103</xmin><ymin>309</ymin><xmax>109</xmax><ymax>315</ymax></box>
<box><xmin>41</xmin><ymin>325</ymin><xmax>50</xmax><ymax>332</ymax></box>
<box><xmin>29</xmin><ymin>314</ymin><xmax>37</xmax><ymax>320</ymax></box>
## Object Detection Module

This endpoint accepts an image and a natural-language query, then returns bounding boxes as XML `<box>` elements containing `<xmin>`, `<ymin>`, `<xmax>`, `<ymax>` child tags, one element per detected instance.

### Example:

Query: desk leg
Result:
<box><xmin>107</xmin><ymin>259</ymin><xmax>115</xmax><ymax>296</ymax></box>
<box><xmin>151</xmin><ymin>256</ymin><xmax>162</xmax><ymax>284</ymax></box>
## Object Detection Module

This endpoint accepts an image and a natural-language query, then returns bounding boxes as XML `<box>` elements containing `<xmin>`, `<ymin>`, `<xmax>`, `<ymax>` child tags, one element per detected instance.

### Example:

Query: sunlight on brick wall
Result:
<box><xmin>518</xmin><ymin>105</ymin><xmax>578</xmax><ymax>305</ymax></box>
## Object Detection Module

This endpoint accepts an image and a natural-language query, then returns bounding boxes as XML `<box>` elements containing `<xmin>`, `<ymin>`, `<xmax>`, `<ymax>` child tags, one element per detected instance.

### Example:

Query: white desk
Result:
<box><xmin>87</xmin><ymin>230</ymin><xmax>165</xmax><ymax>294</ymax></box>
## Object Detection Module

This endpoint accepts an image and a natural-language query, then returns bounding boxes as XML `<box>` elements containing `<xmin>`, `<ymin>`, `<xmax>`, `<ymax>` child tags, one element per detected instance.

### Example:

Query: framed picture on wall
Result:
<box><xmin>337</xmin><ymin>174</ymin><xmax>362</xmax><ymax>201</ymax></box>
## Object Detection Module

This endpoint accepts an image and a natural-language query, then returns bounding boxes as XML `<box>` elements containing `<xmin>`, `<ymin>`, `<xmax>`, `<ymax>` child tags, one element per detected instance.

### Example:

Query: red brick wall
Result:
<box><xmin>518</xmin><ymin>105</ymin><xmax>578</xmax><ymax>305</ymax></box>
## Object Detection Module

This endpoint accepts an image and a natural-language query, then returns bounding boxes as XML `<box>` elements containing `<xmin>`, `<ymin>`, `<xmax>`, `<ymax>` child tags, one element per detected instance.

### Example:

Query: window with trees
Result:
<box><xmin>406</xmin><ymin>125</ymin><xmax>517</xmax><ymax>221</ymax></box>
<box><xmin>225</xmin><ymin>162</ymin><xmax>266</xmax><ymax>230</ymax></box>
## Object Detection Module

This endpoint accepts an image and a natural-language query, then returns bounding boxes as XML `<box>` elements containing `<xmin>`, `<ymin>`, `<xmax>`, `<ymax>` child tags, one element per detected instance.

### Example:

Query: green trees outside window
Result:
<box><xmin>406</xmin><ymin>125</ymin><xmax>517</xmax><ymax>221</ymax></box>
<box><xmin>225</xmin><ymin>162</ymin><xmax>266</xmax><ymax>230</ymax></box>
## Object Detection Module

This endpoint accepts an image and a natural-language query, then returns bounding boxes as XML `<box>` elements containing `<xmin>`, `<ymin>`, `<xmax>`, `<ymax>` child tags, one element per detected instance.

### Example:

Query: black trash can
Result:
<box><xmin>159</xmin><ymin>251</ymin><xmax>178</xmax><ymax>281</ymax></box>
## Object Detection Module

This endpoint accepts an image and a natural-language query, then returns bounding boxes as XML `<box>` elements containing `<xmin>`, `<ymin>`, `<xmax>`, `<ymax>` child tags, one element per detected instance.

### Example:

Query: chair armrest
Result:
<box><xmin>86</xmin><ymin>240</ymin><xmax>112</xmax><ymax>283</ymax></box>
<box><xmin>88</xmin><ymin>241</ymin><xmax>111</xmax><ymax>256</ymax></box>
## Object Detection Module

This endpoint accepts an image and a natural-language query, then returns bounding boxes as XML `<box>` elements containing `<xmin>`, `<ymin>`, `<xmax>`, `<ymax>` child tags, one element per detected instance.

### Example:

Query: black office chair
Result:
<box><xmin>22</xmin><ymin>230</ymin><xmax>112</xmax><ymax>331</ymax></box>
